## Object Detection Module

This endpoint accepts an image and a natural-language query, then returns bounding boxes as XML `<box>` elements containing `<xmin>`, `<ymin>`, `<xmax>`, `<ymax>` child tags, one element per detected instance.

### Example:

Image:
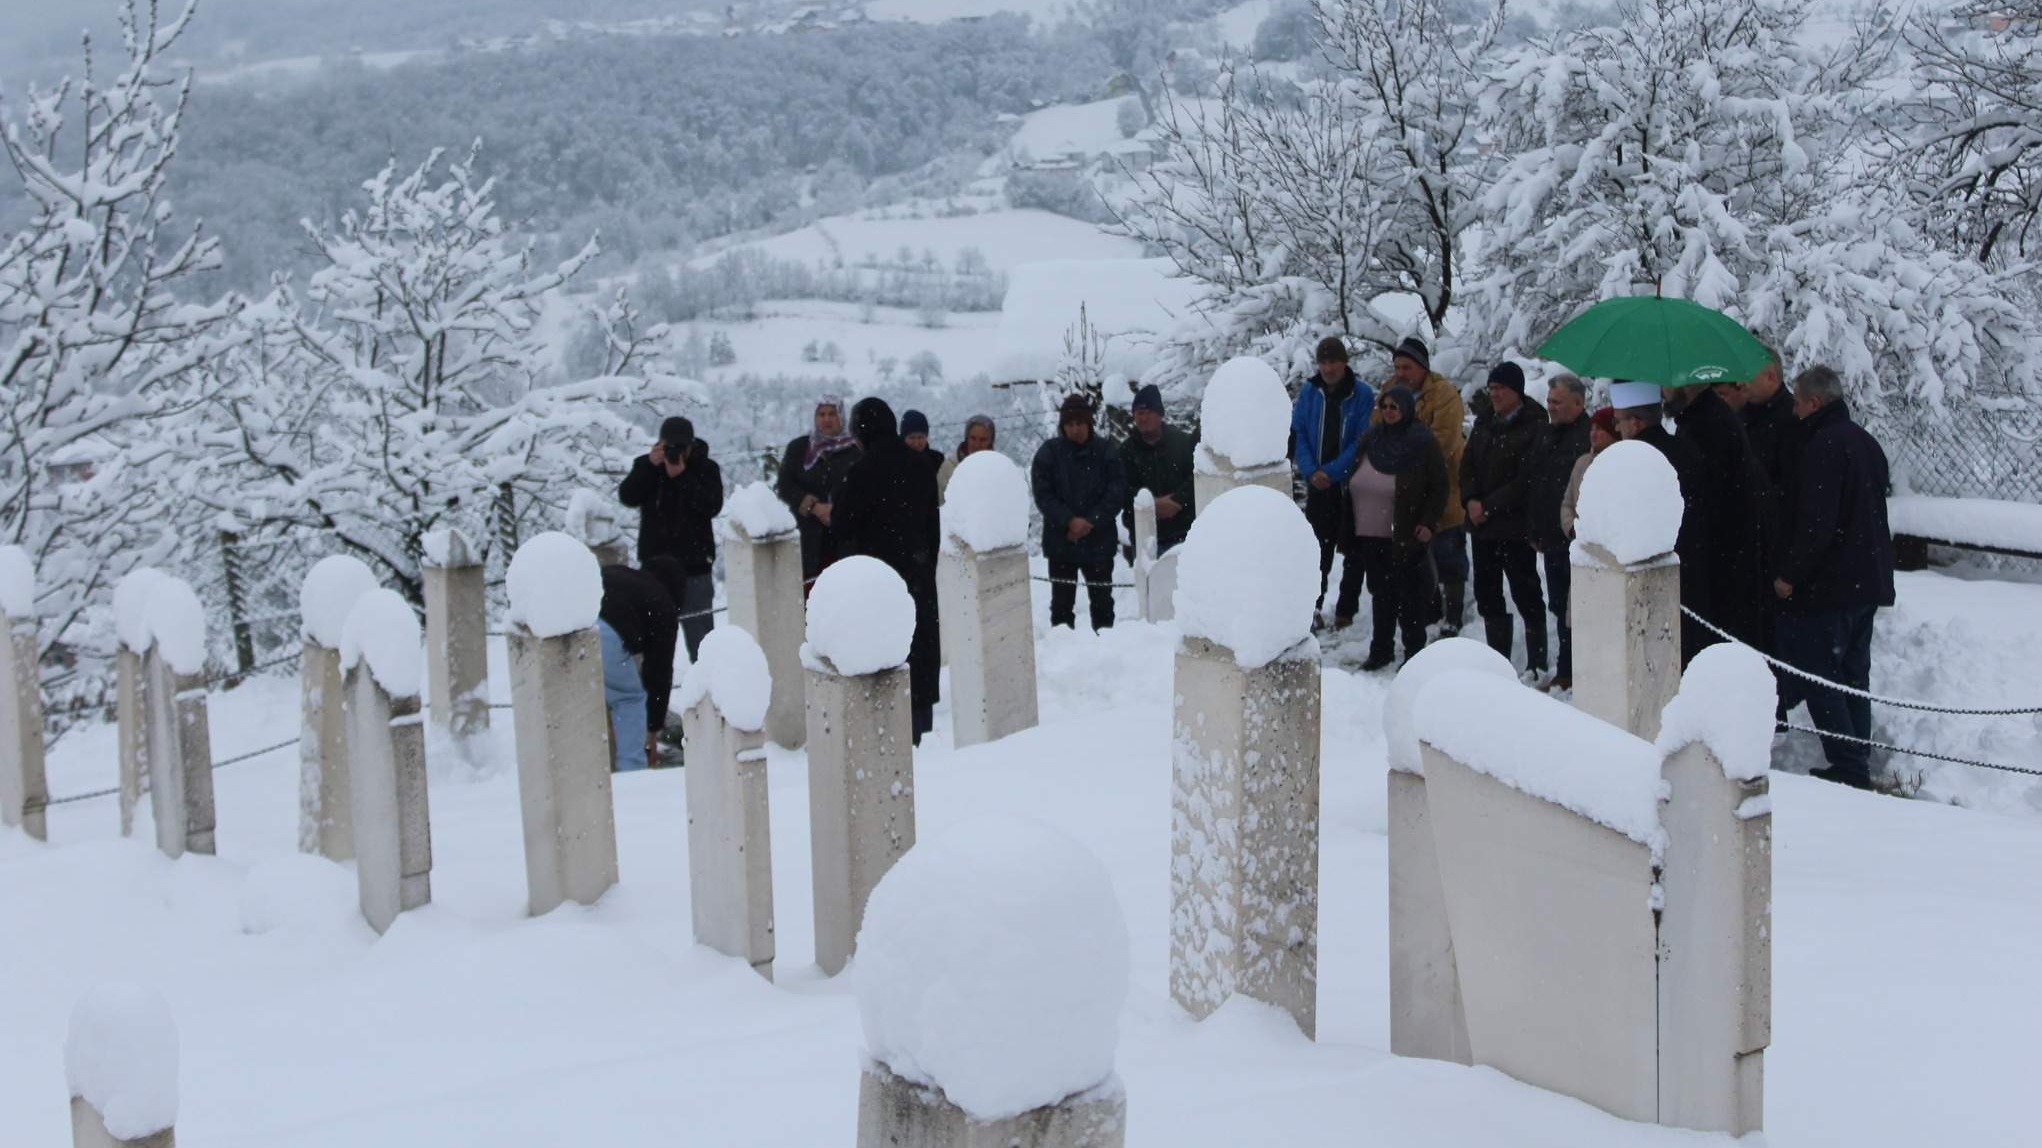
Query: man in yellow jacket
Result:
<box><xmin>1385</xmin><ymin>337</ymin><xmax>1470</xmax><ymax>635</ymax></box>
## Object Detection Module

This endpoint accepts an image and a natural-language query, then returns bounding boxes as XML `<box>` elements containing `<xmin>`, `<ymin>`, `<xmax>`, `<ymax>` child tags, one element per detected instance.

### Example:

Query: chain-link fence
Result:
<box><xmin>1866</xmin><ymin>395</ymin><xmax>2042</xmax><ymax>503</ymax></box>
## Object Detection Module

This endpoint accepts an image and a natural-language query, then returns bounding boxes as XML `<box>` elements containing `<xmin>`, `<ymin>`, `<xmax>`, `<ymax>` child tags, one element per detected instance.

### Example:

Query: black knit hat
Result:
<box><xmin>1131</xmin><ymin>383</ymin><xmax>1164</xmax><ymax>413</ymax></box>
<box><xmin>1391</xmin><ymin>337</ymin><xmax>1430</xmax><ymax>373</ymax></box>
<box><xmin>659</xmin><ymin>416</ymin><xmax>695</xmax><ymax>450</ymax></box>
<box><xmin>1058</xmin><ymin>393</ymin><xmax>1096</xmax><ymax>425</ymax></box>
<box><xmin>1486</xmin><ymin>361</ymin><xmax>1526</xmax><ymax>395</ymax></box>
<box><xmin>1314</xmin><ymin>335</ymin><xmax>1350</xmax><ymax>364</ymax></box>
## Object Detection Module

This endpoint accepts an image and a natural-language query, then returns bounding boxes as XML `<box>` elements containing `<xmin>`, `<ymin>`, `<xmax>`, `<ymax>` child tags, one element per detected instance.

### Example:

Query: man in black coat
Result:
<box><xmin>1772</xmin><ymin>366</ymin><xmax>1895</xmax><ymax>790</ymax></box>
<box><xmin>830</xmin><ymin>397</ymin><xmax>943</xmax><ymax>745</ymax></box>
<box><xmin>616</xmin><ymin>415</ymin><xmax>723</xmax><ymax>659</ymax></box>
<box><xmin>1031</xmin><ymin>393</ymin><xmax>1127</xmax><ymax>631</ymax></box>
<box><xmin>1666</xmin><ymin>381</ymin><xmax>1769</xmax><ymax>653</ymax></box>
<box><xmin>1460</xmin><ymin>362</ymin><xmax>1550</xmax><ymax>673</ymax></box>
<box><xmin>1119</xmin><ymin>384</ymin><xmax>1198</xmax><ymax>556</ymax></box>
<box><xmin>1525</xmin><ymin>374</ymin><xmax>1592</xmax><ymax>688</ymax></box>
<box><xmin>1612</xmin><ymin>382</ymin><xmax>1715</xmax><ymax>665</ymax></box>
<box><xmin>597</xmin><ymin>558</ymin><xmax>686</xmax><ymax>772</ymax></box>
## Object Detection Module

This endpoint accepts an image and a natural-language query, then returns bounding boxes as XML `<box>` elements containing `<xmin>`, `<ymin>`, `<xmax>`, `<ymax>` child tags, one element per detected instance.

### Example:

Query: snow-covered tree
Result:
<box><xmin>1119</xmin><ymin>0</ymin><xmax>1499</xmax><ymax>395</ymax></box>
<box><xmin>1901</xmin><ymin>0</ymin><xmax>2042</xmax><ymax>265</ymax></box>
<box><xmin>1475</xmin><ymin>0</ymin><xmax>2034</xmax><ymax>408</ymax></box>
<box><xmin>193</xmin><ymin>145</ymin><xmax>697</xmax><ymax>603</ymax></box>
<box><xmin>0</xmin><ymin>0</ymin><xmax>242</xmax><ymax>657</ymax></box>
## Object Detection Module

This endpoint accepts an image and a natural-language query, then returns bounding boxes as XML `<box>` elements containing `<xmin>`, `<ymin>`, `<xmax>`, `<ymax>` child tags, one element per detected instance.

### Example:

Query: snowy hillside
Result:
<box><xmin>5</xmin><ymin>567</ymin><xmax>2040</xmax><ymax>1146</ymax></box>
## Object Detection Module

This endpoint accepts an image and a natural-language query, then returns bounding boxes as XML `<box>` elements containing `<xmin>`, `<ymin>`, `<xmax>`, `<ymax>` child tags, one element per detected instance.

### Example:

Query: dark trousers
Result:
<box><xmin>1541</xmin><ymin>548</ymin><xmax>1572</xmax><ymax>679</ymax></box>
<box><xmin>1049</xmin><ymin>559</ymin><xmax>1115</xmax><ymax>631</ymax></box>
<box><xmin>678</xmin><ymin>572</ymin><xmax>716</xmax><ymax>663</ymax></box>
<box><xmin>1774</xmin><ymin>604</ymin><xmax>1878</xmax><ymax>783</ymax></box>
<box><xmin>1335</xmin><ymin>537</ymin><xmax>1432</xmax><ymax>659</ymax></box>
<box><xmin>1472</xmin><ymin>536</ymin><xmax>1548</xmax><ymax>665</ymax></box>
<box><xmin>1304</xmin><ymin>485</ymin><xmax>1343</xmax><ymax>611</ymax></box>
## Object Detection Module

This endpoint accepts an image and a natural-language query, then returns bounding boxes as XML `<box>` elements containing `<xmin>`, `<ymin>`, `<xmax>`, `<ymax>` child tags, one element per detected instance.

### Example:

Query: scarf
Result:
<box><xmin>1360</xmin><ymin>386</ymin><xmax>1434</xmax><ymax>476</ymax></box>
<box><xmin>803</xmin><ymin>397</ymin><xmax>858</xmax><ymax>470</ymax></box>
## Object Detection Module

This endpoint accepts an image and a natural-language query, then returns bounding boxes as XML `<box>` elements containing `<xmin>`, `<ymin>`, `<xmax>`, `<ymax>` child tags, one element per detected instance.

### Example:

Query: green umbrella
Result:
<box><xmin>1534</xmin><ymin>296</ymin><xmax>1770</xmax><ymax>386</ymax></box>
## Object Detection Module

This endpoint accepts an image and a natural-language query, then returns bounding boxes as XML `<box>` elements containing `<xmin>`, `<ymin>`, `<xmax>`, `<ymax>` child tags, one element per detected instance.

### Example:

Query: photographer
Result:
<box><xmin>617</xmin><ymin>415</ymin><xmax>723</xmax><ymax>660</ymax></box>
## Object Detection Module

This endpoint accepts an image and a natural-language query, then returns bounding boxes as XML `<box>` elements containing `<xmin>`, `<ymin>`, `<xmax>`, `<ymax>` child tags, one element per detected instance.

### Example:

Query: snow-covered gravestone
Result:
<box><xmin>113</xmin><ymin>571</ymin><xmax>215</xmax><ymax>859</ymax></box>
<box><xmin>804</xmin><ymin>556</ymin><xmax>919</xmax><ymax>977</ymax></box>
<box><xmin>937</xmin><ymin>452</ymin><xmax>1039</xmax><ymax>748</ymax></box>
<box><xmin>1654</xmin><ymin>645</ymin><xmax>1773</xmax><ymax>1135</ymax></box>
<box><xmin>1191</xmin><ymin>357</ymin><xmax>1293</xmax><ymax>512</ymax></box>
<box><xmin>1169</xmin><ymin>484</ymin><xmax>1323</xmax><ymax>1037</ymax></box>
<box><xmin>0</xmin><ymin>546</ymin><xmax>49</xmax><ymax>841</ymax></box>
<box><xmin>1414</xmin><ymin>671</ymin><xmax>1664</xmax><ymax>1123</ymax></box>
<box><xmin>1381</xmin><ymin>637</ymin><xmax>1515</xmax><ymax>1066</ymax></box>
<box><xmin>297</xmin><ymin>556</ymin><xmax>380</xmax><ymax>861</ymax></box>
<box><xmin>1570</xmin><ymin>441</ymin><xmax>1684</xmax><ymax>740</ymax></box>
<box><xmin>856</xmin><ymin>816</ymin><xmax>1129</xmax><ymax>1148</ymax></box>
<box><xmin>111</xmin><ymin>571</ymin><xmax>167</xmax><ymax>839</ymax></box>
<box><xmin>66</xmin><ymin>983</ymin><xmax>178</xmax><ymax>1148</ymax></box>
<box><xmin>679</xmin><ymin>628</ymin><xmax>776</xmax><ymax>980</ymax></box>
<box><xmin>1129</xmin><ymin>491</ymin><xmax>1179</xmax><ymax>624</ymax></box>
<box><xmin>339</xmin><ymin>590</ymin><xmax>433</xmax><ymax>934</ymax></box>
<box><xmin>505</xmin><ymin>533</ymin><xmax>619</xmax><ymax>917</ymax></box>
<box><xmin>564</xmin><ymin>488</ymin><xmax>631</xmax><ymax>568</ymax></box>
<box><xmin>723</xmin><ymin>481</ymin><xmax>806</xmax><ymax>748</ymax></box>
<box><xmin>420</xmin><ymin>527</ymin><xmax>490</xmax><ymax>741</ymax></box>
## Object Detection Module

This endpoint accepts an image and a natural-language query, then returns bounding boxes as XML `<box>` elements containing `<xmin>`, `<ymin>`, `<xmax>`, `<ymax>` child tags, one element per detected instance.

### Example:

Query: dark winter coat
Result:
<box><xmin>617</xmin><ymin>441</ymin><xmax>725</xmax><ymax>574</ymax></box>
<box><xmin>1032</xmin><ymin>431</ymin><xmax>1128</xmax><ymax>566</ymax></box>
<box><xmin>1777</xmin><ymin>399</ymin><xmax>1896</xmax><ymax>614</ymax></box>
<box><xmin>1672</xmin><ymin>387</ymin><xmax>1769</xmax><ymax>647</ymax></box>
<box><xmin>1289</xmin><ymin>369</ymin><xmax>1374</xmax><ymax>483</ymax></box>
<box><xmin>598</xmin><ymin>564</ymin><xmax>680</xmax><ymax>733</ymax></box>
<box><xmin>1633</xmin><ymin>422</ymin><xmax>1715</xmax><ymax>659</ymax></box>
<box><xmin>830</xmin><ymin>400</ymin><xmax>943</xmax><ymax>714</ymax></box>
<box><xmin>1742</xmin><ymin>387</ymin><xmax>1804</xmax><ymax>569</ymax></box>
<box><xmin>776</xmin><ymin>435</ymin><xmax>864</xmax><ymax>580</ymax></box>
<box><xmin>1337</xmin><ymin>429</ymin><xmax>1450</xmax><ymax>561</ymax></box>
<box><xmin>1526</xmin><ymin>415</ymin><xmax>1592</xmax><ymax>553</ymax></box>
<box><xmin>1119</xmin><ymin>424</ymin><xmax>1199</xmax><ymax>553</ymax></box>
<box><xmin>1458</xmin><ymin>397</ymin><xmax>1550</xmax><ymax>541</ymax></box>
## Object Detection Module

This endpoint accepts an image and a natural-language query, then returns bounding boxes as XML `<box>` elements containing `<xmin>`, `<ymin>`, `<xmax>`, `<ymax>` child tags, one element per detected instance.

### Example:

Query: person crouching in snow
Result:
<box><xmin>597</xmin><ymin>558</ymin><xmax>689</xmax><ymax>771</ymax></box>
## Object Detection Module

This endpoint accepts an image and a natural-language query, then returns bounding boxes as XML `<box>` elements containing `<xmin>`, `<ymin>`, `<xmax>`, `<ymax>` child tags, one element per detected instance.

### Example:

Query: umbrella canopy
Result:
<box><xmin>1535</xmin><ymin>296</ymin><xmax>1771</xmax><ymax>387</ymax></box>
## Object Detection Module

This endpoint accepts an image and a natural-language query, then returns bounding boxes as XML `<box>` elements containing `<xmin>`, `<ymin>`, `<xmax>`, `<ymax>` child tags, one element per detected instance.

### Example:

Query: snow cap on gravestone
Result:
<box><xmin>1573</xmin><ymin>440</ymin><xmax>1683</xmax><ymax>564</ymax></box>
<box><xmin>804</xmin><ymin>554</ymin><xmax>916</xmax><ymax>676</ymax></box>
<box><xmin>339</xmin><ymin>588</ymin><xmax>424</xmax><ymax>701</ymax></box>
<box><xmin>506</xmin><ymin>531</ymin><xmax>603</xmax><ymax>639</ymax></box>
<box><xmin>1174</xmin><ymin>484</ymin><xmax>1320</xmax><ymax>668</ymax></box>
<box><xmin>66</xmin><ymin>982</ymin><xmax>179</xmax><ymax>1141</ymax></box>
<box><xmin>300</xmin><ymin>554</ymin><xmax>381</xmax><ymax>650</ymax></box>
<box><xmin>941</xmin><ymin>451</ymin><xmax>1030</xmax><ymax>554</ymax></box>
<box><xmin>726</xmin><ymin>481</ymin><xmax>798</xmax><ymax>542</ymax></box>
<box><xmin>679</xmin><ymin>626</ymin><xmax>772</xmax><ymax>733</ymax></box>
<box><xmin>1384</xmin><ymin>637</ymin><xmax>1516</xmax><ymax>777</ymax></box>
<box><xmin>1200</xmin><ymin>357</ymin><xmax>1290</xmax><ymax>468</ymax></box>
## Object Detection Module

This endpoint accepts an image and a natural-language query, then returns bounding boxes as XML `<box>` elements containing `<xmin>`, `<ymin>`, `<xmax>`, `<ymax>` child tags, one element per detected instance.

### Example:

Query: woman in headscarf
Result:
<box><xmin>1334</xmin><ymin>384</ymin><xmax>1449</xmax><ymax>671</ymax></box>
<box><xmin>777</xmin><ymin>397</ymin><xmax>863</xmax><ymax>584</ymax></box>
<box><xmin>829</xmin><ymin>397</ymin><xmax>943</xmax><ymax>744</ymax></box>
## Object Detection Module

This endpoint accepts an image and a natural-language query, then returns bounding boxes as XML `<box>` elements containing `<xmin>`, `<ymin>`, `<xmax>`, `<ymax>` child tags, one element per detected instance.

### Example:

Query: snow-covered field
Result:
<box><xmin>5</xmin><ymin>567</ymin><xmax>2040</xmax><ymax>1146</ymax></box>
<box><xmin>691</xmin><ymin>207</ymin><xmax>1142</xmax><ymax>275</ymax></box>
<box><xmin>682</xmin><ymin>300</ymin><xmax>1005</xmax><ymax>389</ymax></box>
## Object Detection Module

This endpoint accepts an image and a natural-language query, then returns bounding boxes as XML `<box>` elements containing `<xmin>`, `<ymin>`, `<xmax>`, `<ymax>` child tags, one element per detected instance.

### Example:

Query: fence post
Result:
<box><xmin>217</xmin><ymin>529</ymin><xmax>256</xmax><ymax>682</ymax></box>
<box><xmin>421</xmin><ymin>528</ymin><xmax>490</xmax><ymax>739</ymax></box>
<box><xmin>0</xmin><ymin>546</ymin><xmax>48</xmax><ymax>840</ymax></box>
<box><xmin>145</xmin><ymin>644</ymin><xmax>216</xmax><ymax>859</ymax></box>
<box><xmin>341</xmin><ymin>590</ymin><xmax>433</xmax><ymax>935</ymax></box>
<box><xmin>298</xmin><ymin>555</ymin><xmax>382</xmax><ymax>860</ymax></box>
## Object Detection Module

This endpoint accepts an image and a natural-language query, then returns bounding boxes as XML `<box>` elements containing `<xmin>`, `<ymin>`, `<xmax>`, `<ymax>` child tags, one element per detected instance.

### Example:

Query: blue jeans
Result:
<box><xmin>598</xmin><ymin>620</ymin><xmax>647</xmax><ymax>773</ymax></box>
<box><xmin>1430</xmin><ymin>526</ymin><xmax>1469</xmax><ymax>582</ymax></box>
<box><xmin>1542</xmin><ymin>548</ymin><xmax>1572</xmax><ymax>679</ymax></box>
<box><xmin>1774</xmin><ymin>605</ymin><xmax>1878</xmax><ymax>784</ymax></box>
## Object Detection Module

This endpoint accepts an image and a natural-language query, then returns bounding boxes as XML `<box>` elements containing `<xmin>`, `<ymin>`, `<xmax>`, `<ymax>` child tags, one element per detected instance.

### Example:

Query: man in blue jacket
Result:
<box><xmin>1291</xmin><ymin>336</ymin><xmax>1374</xmax><ymax>622</ymax></box>
<box><xmin>1772</xmin><ymin>365</ymin><xmax>1895</xmax><ymax>791</ymax></box>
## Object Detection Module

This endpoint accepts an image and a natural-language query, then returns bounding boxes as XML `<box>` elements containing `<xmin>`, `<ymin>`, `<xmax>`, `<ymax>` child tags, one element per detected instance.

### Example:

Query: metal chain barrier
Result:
<box><xmin>1776</xmin><ymin>721</ymin><xmax>2042</xmax><ymax>778</ymax></box>
<box><xmin>31</xmin><ymin>735</ymin><xmax>300</xmax><ymax>812</ymax></box>
<box><xmin>1030</xmin><ymin>574</ymin><xmax>1139</xmax><ymax>589</ymax></box>
<box><xmin>1680</xmin><ymin>606</ymin><xmax>2042</xmax><ymax>717</ymax></box>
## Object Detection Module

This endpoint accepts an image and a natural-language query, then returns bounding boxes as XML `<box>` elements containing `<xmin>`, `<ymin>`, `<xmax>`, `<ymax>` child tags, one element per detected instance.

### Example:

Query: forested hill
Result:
<box><xmin>168</xmin><ymin>15</ymin><xmax>1116</xmax><ymax>292</ymax></box>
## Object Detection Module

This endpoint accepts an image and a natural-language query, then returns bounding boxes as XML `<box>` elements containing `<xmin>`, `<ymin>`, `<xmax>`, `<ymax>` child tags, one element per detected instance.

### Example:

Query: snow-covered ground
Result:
<box><xmin>5</xmin><ymin>567</ymin><xmax>2040</xmax><ymax>1146</ymax></box>
<box><xmin>680</xmin><ymin>300</ymin><xmax>1005</xmax><ymax>388</ymax></box>
<box><xmin>691</xmin><ymin>206</ymin><xmax>1142</xmax><ymax>274</ymax></box>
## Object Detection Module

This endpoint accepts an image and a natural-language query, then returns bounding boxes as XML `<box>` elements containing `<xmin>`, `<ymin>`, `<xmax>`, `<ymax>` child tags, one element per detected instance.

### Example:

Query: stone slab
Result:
<box><xmin>684</xmin><ymin>697</ymin><xmax>776</xmax><ymax>979</ymax></box>
<box><xmin>508</xmin><ymin>626</ymin><xmax>620</xmax><ymax>917</ymax></box>
<box><xmin>727</xmin><ymin>531</ymin><xmax>807</xmax><ymax>748</ymax></box>
<box><xmin>299</xmin><ymin>641</ymin><xmax>352</xmax><ymax>861</ymax></box>
<box><xmin>1386</xmin><ymin>769</ymin><xmax>1470</xmax><ymax>1064</ymax></box>
<box><xmin>0</xmin><ymin>618</ymin><xmax>48</xmax><ymax>840</ymax></box>
<box><xmin>346</xmin><ymin>667</ymin><xmax>433</xmax><ymax>935</ymax></box>
<box><xmin>856</xmin><ymin>1061</ymin><xmax>1125</xmax><ymax>1148</ymax></box>
<box><xmin>71</xmin><ymin>1097</ymin><xmax>174</xmax><ymax>1148</ymax></box>
<box><xmin>1570</xmin><ymin>553</ymin><xmax>1681</xmax><ymax>740</ymax></box>
<box><xmin>937</xmin><ymin>542</ymin><xmax>1038</xmax><ymax>748</ymax></box>
<box><xmin>806</xmin><ymin>663</ymin><xmax>916</xmax><ymax>976</ymax></box>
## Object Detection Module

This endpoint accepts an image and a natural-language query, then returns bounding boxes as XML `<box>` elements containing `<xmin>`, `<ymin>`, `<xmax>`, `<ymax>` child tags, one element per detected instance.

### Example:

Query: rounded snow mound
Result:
<box><xmin>238</xmin><ymin>853</ymin><xmax>360</xmax><ymax>937</ymax></box>
<box><xmin>805</xmin><ymin>555</ymin><xmax>915</xmax><ymax>676</ymax></box>
<box><xmin>727</xmin><ymin>481</ymin><xmax>798</xmax><ymax>541</ymax></box>
<box><xmin>340</xmin><ymin>588</ymin><xmax>423</xmax><ymax>700</ymax></box>
<box><xmin>66</xmin><ymin>982</ymin><xmax>179</xmax><ymax>1139</ymax></box>
<box><xmin>299</xmin><ymin>555</ymin><xmax>381</xmax><ymax>651</ymax></box>
<box><xmin>507</xmin><ymin>532</ymin><xmax>603</xmax><ymax>638</ymax></box>
<box><xmin>0</xmin><ymin>543</ymin><xmax>34</xmax><ymax>618</ymax></box>
<box><xmin>1385</xmin><ymin>637</ymin><xmax>1516</xmax><ymax>775</ymax></box>
<box><xmin>856</xmin><ymin>814</ymin><xmax>1129</xmax><ymax>1122</ymax></box>
<box><xmin>1174</xmin><ymin>484</ymin><xmax>1320</xmax><ymax>667</ymax></box>
<box><xmin>678</xmin><ymin>626</ymin><xmax>772</xmax><ymax>733</ymax></box>
<box><xmin>941</xmin><ymin>451</ymin><xmax>1030</xmax><ymax>553</ymax></box>
<box><xmin>1199</xmin><ymin>356</ymin><xmax>1290</xmax><ymax>468</ymax></box>
<box><xmin>111</xmin><ymin>570</ymin><xmax>208</xmax><ymax>676</ymax></box>
<box><xmin>564</xmin><ymin>488</ymin><xmax>626</xmax><ymax>549</ymax></box>
<box><xmin>1657</xmin><ymin>642</ymin><xmax>1778</xmax><ymax>781</ymax></box>
<box><xmin>1575</xmin><ymin>440</ymin><xmax>1683</xmax><ymax>564</ymax></box>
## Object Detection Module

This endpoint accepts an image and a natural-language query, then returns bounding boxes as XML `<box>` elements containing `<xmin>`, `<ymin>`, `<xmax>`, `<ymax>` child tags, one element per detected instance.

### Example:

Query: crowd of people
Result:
<box><xmin>594</xmin><ymin>333</ymin><xmax>1894</xmax><ymax>791</ymax></box>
